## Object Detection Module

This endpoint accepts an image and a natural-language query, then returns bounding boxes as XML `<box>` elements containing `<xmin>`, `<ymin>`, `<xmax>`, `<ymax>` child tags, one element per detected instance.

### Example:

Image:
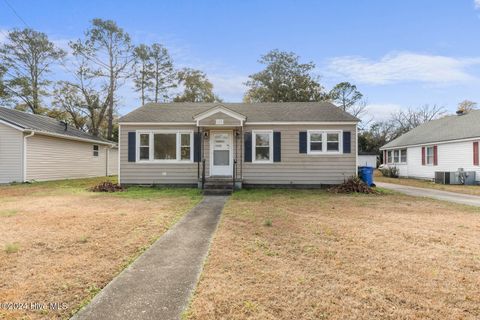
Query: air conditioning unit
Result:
<box><xmin>435</xmin><ymin>169</ymin><xmax>476</xmax><ymax>185</ymax></box>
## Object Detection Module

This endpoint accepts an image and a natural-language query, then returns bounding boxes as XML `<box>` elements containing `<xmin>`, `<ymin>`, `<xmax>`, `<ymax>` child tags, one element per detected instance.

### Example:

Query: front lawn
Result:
<box><xmin>0</xmin><ymin>177</ymin><xmax>201</xmax><ymax>320</ymax></box>
<box><xmin>186</xmin><ymin>189</ymin><xmax>480</xmax><ymax>319</ymax></box>
<box><xmin>375</xmin><ymin>172</ymin><xmax>480</xmax><ymax>196</ymax></box>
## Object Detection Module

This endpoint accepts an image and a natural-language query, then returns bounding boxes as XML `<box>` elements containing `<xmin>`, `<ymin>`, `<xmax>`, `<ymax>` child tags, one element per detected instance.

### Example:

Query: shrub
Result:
<box><xmin>329</xmin><ymin>177</ymin><xmax>378</xmax><ymax>194</ymax></box>
<box><xmin>379</xmin><ymin>166</ymin><xmax>399</xmax><ymax>178</ymax></box>
<box><xmin>89</xmin><ymin>181</ymin><xmax>125</xmax><ymax>193</ymax></box>
<box><xmin>5</xmin><ymin>243</ymin><xmax>19</xmax><ymax>254</ymax></box>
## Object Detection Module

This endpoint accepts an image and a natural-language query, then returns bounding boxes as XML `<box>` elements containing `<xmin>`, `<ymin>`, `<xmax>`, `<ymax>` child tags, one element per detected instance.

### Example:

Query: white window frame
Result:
<box><xmin>400</xmin><ymin>149</ymin><xmax>407</xmax><ymax>164</ymax></box>
<box><xmin>387</xmin><ymin>150</ymin><xmax>393</xmax><ymax>164</ymax></box>
<box><xmin>93</xmin><ymin>144</ymin><xmax>99</xmax><ymax>157</ymax></box>
<box><xmin>252</xmin><ymin>130</ymin><xmax>273</xmax><ymax>163</ymax></box>
<box><xmin>426</xmin><ymin>146</ymin><xmax>434</xmax><ymax>165</ymax></box>
<box><xmin>307</xmin><ymin>130</ymin><xmax>343</xmax><ymax>155</ymax></box>
<box><xmin>136</xmin><ymin>130</ymin><xmax>194</xmax><ymax>163</ymax></box>
<box><xmin>393</xmin><ymin>150</ymin><xmax>400</xmax><ymax>163</ymax></box>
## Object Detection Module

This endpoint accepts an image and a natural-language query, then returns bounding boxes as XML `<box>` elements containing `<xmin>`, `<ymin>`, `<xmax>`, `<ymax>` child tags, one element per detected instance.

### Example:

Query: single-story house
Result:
<box><xmin>358</xmin><ymin>152</ymin><xmax>378</xmax><ymax>168</ymax></box>
<box><xmin>380</xmin><ymin>110</ymin><xmax>480</xmax><ymax>182</ymax></box>
<box><xmin>118</xmin><ymin>102</ymin><xmax>359</xmax><ymax>189</ymax></box>
<box><xmin>0</xmin><ymin>107</ymin><xmax>117</xmax><ymax>183</ymax></box>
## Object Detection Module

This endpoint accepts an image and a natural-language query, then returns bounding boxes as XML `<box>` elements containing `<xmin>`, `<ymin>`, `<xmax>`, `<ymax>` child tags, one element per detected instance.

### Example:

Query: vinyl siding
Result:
<box><xmin>26</xmin><ymin>134</ymin><xmax>108</xmax><ymax>181</ymax></box>
<box><xmin>119</xmin><ymin>125</ymin><xmax>198</xmax><ymax>185</ymax></box>
<box><xmin>119</xmin><ymin>124</ymin><xmax>357</xmax><ymax>185</ymax></box>
<box><xmin>0</xmin><ymin>123</ymin><xmax>23</xmax><ymax>183</ymax></box>
<box><xmin>386</xmin><ymin>140</ymin><xmax>480</xmax><ymax>181</ymax></box>
<box><xmin>242</xmin><ymin>125</ymin><xmax>357</xmax><ymax>185</ymax></box>
<box><xmin>198</xmin><ymin>112</ymin><xmax>242</xmax><ymax>126</ymax></box>
<box><xmin>107</xmin><ymin>148</ymin><xmax>118</xmax><ymax>176</ymax></box>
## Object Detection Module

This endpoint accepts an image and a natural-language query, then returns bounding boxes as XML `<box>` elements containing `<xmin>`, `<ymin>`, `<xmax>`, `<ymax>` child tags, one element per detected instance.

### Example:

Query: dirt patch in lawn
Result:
<box><xmin>0</xmin><ymin>178</ymin><xmax>201</xmax><ymax>320</ymax></box>
<box><xmin>186</xmin><ymin>189</ymin><xmax>480</xmax><ymax>320</ymax></box>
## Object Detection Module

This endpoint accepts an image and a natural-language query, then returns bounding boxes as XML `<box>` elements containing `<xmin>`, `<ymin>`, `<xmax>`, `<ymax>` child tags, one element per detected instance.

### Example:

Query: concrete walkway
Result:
<box><xmin>376</xmin><ymin>182</ymin><xmax>480</xmax><ymax>207</ymax></box>
<box><xmin>71</xmin><ymin>196</ymin><xmax>228</xmax><ymax>320</ymax></box>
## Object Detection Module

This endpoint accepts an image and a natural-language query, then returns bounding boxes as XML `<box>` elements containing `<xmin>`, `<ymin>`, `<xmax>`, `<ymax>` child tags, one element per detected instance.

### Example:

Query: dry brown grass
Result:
<box><xmin>0</xmin><ymin>177</ymin><xmax>201</xmax><ymax>320</ymax></box>
<box><xmin>186</xmin><ymin>189</ymin><xmax>480</xmax><ymax>320</ymax></box>
<box><xmin>375</xmin><ymin>170</ymin><xmax>480</xmax><ymax>196</ymax></box>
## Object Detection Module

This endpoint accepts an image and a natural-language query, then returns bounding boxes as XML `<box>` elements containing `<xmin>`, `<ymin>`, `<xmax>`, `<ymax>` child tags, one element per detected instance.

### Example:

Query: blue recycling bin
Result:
<box><xmin>358</xmin><ymin>166</ymin><xmax>375</xmax><ymax>187</ymax></box>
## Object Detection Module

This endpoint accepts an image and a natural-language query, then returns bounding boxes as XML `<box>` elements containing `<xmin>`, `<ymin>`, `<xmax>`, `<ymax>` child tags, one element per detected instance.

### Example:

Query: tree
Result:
<box><xmin>174</xmin><ymin>68</ymin><xmax>220</xmax><ymax>102</ymax></box>
<box><xmin>0</xmin><ymin>28</ymin><xmax>66</xmax><ymax>114</ymax></box>
<box><xmin>457</xmin><ymin>100</ymin><xmax>477</xmax><ymax>113</ymax></box>
<box><xmin>328</xmin><ymin>82</ymin><xmax>365</xmax><ymax>116</ymax></box>
<box><xmin>52</xmin><ymin>58</ymin><xmax>111</xmax><ymax>137</ymax></box>
<box><xmin>244</xmin><ymin>49</ymin><xmax>325</xmax><ymax>103</ymax></box>
<box><xmin>70</xmin><ymin>19</ymin><xmax>135</xmax><ymax>140</ymax></box>
<box><xmin>0</xmin><ymin>65</ymin><xmax>9</xmax><ymax>103</ymax></box>
<box><xmin>390</xmin><ymin>104</ymin><xmax>445</xmax><ymax>135</ymax></box>
<box><xmin>149</xmin><ymin>43</ymin><xmax>176</xmax><ymax>103</ymax></box>
<box><xmin>133</xmin><ymin>44</ymin><xmax>153</xmax><ymax>105</ymax></box>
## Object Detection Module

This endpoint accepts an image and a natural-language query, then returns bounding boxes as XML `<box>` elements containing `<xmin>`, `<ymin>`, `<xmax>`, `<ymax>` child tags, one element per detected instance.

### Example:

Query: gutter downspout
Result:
<box><xmin>23</xmin><ymin>131</ymin><xmax>35</xmax><ymax>182</ymax></box>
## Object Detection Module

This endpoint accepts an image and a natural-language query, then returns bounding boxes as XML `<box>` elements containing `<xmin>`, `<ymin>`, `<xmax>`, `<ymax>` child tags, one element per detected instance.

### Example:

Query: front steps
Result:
<box><xmin>203</xmin><ymin>177</ymin><xmax>234</xmax><ymax>196</ymax></box>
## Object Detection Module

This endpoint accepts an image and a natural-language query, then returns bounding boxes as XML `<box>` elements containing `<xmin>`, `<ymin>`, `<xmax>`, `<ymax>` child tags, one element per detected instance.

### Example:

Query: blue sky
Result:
<box><xmin>1</xmin><ymin>0</ymin><xmax>480</xmax><ymax>120</ymax></box>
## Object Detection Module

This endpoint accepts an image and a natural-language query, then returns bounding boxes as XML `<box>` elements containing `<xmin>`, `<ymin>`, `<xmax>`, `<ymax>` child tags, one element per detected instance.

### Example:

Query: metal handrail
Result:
<box><xmin>201</xmin><ymin>159</ymin><xmax>206</xmax><ymax>189</ymax></box>
<box><xmin>232</xmin><ymin>159</ymin><xmax>237</xmax><ymax>192</ymax></box>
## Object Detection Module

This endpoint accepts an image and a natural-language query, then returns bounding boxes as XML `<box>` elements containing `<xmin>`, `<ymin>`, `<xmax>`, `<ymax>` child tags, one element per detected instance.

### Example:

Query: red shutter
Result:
<box><xmin>433</xmin><ymin>145</ymin><xmax>438</xmax><ymax>166</ymax></box>
<box><xmin>474</xmin><ymin>142</ymin><xmax>479</xmax><ymax>166</ymax></box>
<box><xmin>421</xmin><ymin>147</ymin><xmax>425</xmax><ymax>165</ymax></box>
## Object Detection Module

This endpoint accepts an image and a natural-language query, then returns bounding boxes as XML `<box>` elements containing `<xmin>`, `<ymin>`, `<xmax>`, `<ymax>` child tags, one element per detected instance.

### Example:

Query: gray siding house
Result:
<box><xmin>0</xmin><ymin>107</ymin><xmax>117</xmax><ymax>183</ymax></box>
<box><xmin>119</xmin><ymin>102</ymin><xmax>359</xmax><ymax>189</ymax></box>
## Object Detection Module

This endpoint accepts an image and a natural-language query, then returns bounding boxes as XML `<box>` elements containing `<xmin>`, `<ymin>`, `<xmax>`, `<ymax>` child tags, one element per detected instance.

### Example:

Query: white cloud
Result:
<box><xmin>326</xmin><ymin>52</ymin><xmax>480</xmax><ymax>85</ymax></box>
<box><xmin>475</xmin><ymin>0</ymin><xmax>480</xmax><ymax>9</ymax></box>
<box><xmin>364</xmin><ymin>103</ymin><xmax>405</xmax><ymax>122</ymax></box>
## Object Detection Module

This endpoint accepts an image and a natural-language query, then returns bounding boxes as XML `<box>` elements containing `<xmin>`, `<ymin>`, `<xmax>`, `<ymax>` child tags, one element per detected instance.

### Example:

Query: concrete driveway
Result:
<box><xmin>376</xmin><ymin>182</ymin><xmax>480</xmax><ymax>207</ymax></box>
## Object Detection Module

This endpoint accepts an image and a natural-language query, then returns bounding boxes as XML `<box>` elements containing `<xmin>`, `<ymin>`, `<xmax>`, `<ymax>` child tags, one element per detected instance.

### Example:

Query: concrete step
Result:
<box><xmin>203</xmin><ymin>189</ymin><xmax>233</xmax><ymax>196</ymax></box>
<box><xmin>204</xmin><ymin>183</ymin><xmax>233</xmax><ymax>190</ymax></box>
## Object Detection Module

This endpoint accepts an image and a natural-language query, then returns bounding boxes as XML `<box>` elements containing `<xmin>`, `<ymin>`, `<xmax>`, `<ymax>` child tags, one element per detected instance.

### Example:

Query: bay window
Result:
<box><xmin>307</xmin><ymin>130</ymin><xmax>342</xmax><ymax>154</ymax></box>
<box><xmin>137</xmin><ymin>131</ymin><xmax>193</xmax><ymax>162</ymax></box>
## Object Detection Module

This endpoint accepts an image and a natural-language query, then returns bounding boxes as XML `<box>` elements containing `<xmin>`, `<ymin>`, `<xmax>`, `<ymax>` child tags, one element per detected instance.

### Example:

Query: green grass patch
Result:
<box><xmin>0</xmin><ymin>209</ymin><xmax>18</xmax><ymax>217</ymax></box>
<box><xmin>5</xmin><ymin>243</ymin><xmax>19</xmax><ymax>254</ymax></box>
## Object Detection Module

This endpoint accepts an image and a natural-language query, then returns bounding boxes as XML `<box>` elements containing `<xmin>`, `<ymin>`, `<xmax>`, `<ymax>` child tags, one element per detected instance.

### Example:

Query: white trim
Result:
<box><xmin>135</xmin><ymin>129</ymin><xmax>194</xmax><ymax>164</ymax></box>
<box><xmin>247</xmin><ymin>121</ymin><xmax>358</xmax><ymax>125</ymax></box>
<box><xmin>119</xmin><ymin>122</ymin><xmax>195</xmax><ymax>126</ymax></box>
<box><xmin>425</xmin><ymin>146</ymin><xmax>435</xmax><ymax>166</ymax></box>
<box><xmin>193</xmin><ymin>105</ymin><xmax>246</xmax><ymax>122</ymax></box>
<box><xmin>34</xmin><ymin>130</ymin><xmax>113</xmax><ymax>146</ymax></box>
<box><xmin>118</xmin><ymin>125</ymin><xmax>121</xmax><ymax>183</ymax></box>
<box><xmin>355</xmin><ymin>125</ymin><xmax>358</xmax><ymax>169</ymax></box>
<box><xmin>0</xmin><ymin>119</ymin><xmax>25</xmax><ymax>131</ymax></box>
<box><xmin>209</xmin><ymin>130</ymin><xmax>233</xmax><ymax>176</ymax></box>
<box><xmin>252</xmin><ymin>130</ymin><xmax>273</xmax><ymax>163</ymax></box>
<box><xmin>23</xmin><ymin>131</ymin><xmax>35</xmax><ymax>182</ymax></box>
<box><xmin>380</xmin><ymin>136</ymin><xmax>480</xmax><ymax>150</ymax></box>
<box><xmin>307</xmin><ymin>130</ymin><xmax>343</xmax><ymax>155</ymax></box>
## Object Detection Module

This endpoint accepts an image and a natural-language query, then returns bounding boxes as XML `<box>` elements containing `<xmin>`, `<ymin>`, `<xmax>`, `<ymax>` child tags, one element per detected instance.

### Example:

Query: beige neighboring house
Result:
<box><xmin>0</xmin><ymin>107</ymin><xmax>117</xmax><ymax>184</ymax></box>
<box><xmin>118</xmin><ymin>102</ymin><xmax>359</xmax><ymax>192</ymax></box>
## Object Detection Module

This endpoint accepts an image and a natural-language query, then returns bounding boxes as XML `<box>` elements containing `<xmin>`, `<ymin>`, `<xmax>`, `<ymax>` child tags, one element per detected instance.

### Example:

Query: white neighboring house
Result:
<box><xmin>0</xmin><ymin>107</ymin><xmax>117</xmax><ymax>184</ymax></box>
<box><xmin>380</xmin><ymin>110</ymin><xmax>480</xmax><ymax>182</ymax></box>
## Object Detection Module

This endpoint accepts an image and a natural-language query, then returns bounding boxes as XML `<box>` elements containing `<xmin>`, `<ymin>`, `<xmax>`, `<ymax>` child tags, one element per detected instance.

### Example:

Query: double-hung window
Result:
<box><xmin>253</xmin><ymin>130</ymin><xmax>273</xmax><ymax>162</ymax></box>
<box><xmin>307</xmin><ymin>130</ymin><xmax>342</xmax><ymax>154</ymax></box>
<box><xmin>137</xmin><ymin>131</ymin><xmax>193</xmax><ymax>162</ymax></box>
<box><xmin>393</xmin><ymin>150</ymin><xmax>400</xmax><ymax>163</ymax></box>
<box><xmin>400</xmin><ymin>149</ymin><xmax>407</xmax><ymax>163</ymax></box>
<box><xmin>387</xmin><ymin>150</ymin><xmax>393</xmax><ymax>164</ymax></box>
<box><xmin>93</xmin><ymin>145</ymin><xmax>99</xmax><ymax>157</ymax></box>
<box><xmin>426</xmin><ymin>146</ymin><xmax>434</xmax><ymax>165</ymax></box>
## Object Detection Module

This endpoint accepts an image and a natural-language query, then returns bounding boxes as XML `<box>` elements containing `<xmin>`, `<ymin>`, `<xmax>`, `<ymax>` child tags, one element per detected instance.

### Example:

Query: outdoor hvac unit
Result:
<box><xmin>435</xmin><ymin>169</ymin><xmax>476</xmax><ymax>185</ymax></box>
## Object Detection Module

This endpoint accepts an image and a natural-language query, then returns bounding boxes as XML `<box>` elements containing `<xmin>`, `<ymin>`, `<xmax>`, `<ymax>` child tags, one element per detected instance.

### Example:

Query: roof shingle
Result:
<box><xmin>119</xmin><ymin>102</ymin><xmax>360</xmax><ymax>123</ymax></box>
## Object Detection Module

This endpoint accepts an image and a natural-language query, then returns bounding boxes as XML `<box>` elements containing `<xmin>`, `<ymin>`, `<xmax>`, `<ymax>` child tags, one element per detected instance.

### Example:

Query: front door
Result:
<box><xmin>210</xmin><ymin>131</ymin><xmax>232</xmax><ymax>176</ymax></box>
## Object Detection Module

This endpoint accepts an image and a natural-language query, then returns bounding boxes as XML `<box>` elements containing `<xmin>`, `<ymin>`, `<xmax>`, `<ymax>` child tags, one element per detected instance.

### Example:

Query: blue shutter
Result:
<box><xmin>273</xmin><ymin>132</ymin><xmax>281</xmax><ymax>162</ymax></box>
<box><xmin>194</xmin><ymin>132</ymin><xmax>201</xmax><ymax>162</ymax></box>
<box><xmin>128</xmin><ymin>132</ymin><xmax>136</xmax><ymax>162</ymax></box>
<box><xmin>244</xmin><ymin>132</ymin><xmax>252</xmax><ymax>162</ymax></box>
<box><xmin>299</xmin><ymin>132</ymin><xmax>307</xmax><ymax>153</ymax></box>
<box><xmin>343</xmin><ymin>131</ymin><xmax>351</xmax><ymax>154</ymax></box>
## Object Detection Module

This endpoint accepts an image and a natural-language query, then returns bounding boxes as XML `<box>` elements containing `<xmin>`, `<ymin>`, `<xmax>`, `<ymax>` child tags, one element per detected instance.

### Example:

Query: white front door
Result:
<box><xmin>210</xmin><ymin>131</ymin><xmax>233</xmax><ymax>176</ymax></box>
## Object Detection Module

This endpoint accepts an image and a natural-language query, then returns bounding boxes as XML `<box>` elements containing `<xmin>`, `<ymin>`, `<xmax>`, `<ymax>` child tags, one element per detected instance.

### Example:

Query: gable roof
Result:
<box><xmin>119</xmin><ymin>102</ymin><xmax>360</xmax><ymax>124</ymax></box>
<box><xmin>382</xmin><ymin>110</ymin><xmax>480</xmax><ymax>149</ymax></box>
<box><xmin>0</xmin><ymin>107</ymin><xmax>113</xmax><ymax>145</ymax></box>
